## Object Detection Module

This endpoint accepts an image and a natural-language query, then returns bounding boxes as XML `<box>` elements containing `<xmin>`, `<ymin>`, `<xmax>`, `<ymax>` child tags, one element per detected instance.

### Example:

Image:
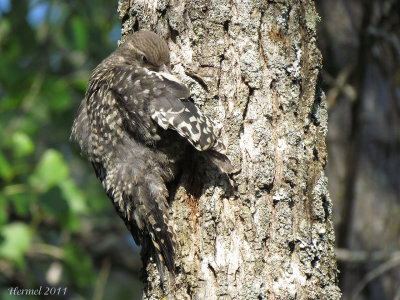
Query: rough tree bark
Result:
<box><xmin>117</xmin><ymin>0</ymin><xmax>341</xmax><ymax>299</ymax></box>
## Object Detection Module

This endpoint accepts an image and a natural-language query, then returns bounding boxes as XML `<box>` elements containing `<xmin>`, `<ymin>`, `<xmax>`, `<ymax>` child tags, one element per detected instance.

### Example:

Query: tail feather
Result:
<box><xmin>148</xmin><ymin>220</ymin><xmax>176</xmax><ymax>273</ymax></box>
<box><xmin>143</xmin><ymin>176</ymin><xmax>176</xmax><ymax>272</ymax></box>
<box><xmin>101</xmin><ymin>162</ymin><xmax>176</xmax><ymax>274</ymax></box>
<box><xmin>144</xmin><ymin>195</ymin><xmax>176</xmax><ymax>273</ymax></box>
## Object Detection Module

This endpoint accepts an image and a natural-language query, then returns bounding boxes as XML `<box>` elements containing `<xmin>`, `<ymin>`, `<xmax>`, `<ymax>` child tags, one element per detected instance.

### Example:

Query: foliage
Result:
<box><xmin>0</xmin><ymin>0</ymin><xmax>142</xmax><ymax>299</ymax></box>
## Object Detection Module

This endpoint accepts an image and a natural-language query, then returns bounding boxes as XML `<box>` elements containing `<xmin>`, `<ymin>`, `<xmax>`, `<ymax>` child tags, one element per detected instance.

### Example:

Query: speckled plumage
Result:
<box><xmin>71</xmin><ymin>31</ymin><xmax>232</xmax><ymax>274</ymax></box>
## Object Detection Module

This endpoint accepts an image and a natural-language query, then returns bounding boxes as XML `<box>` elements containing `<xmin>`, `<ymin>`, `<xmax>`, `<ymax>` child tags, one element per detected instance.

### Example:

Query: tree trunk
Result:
<box><xmin>117</xmin><ymin>0</ymin><xmax>341</xmax><ymax>299</ymax></box>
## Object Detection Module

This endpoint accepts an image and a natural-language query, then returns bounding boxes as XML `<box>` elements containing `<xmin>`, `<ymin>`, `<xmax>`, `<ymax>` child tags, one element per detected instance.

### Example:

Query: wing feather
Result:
<box><xmin>111</xmin><ymin>65</ymin><xmax>223</xmax><ymax>152</ymax></box>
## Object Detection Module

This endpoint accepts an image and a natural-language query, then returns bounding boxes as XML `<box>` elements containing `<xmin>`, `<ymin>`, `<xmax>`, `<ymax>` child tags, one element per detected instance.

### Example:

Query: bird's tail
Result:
<box><xmin>145</xmin><ymin>203</ymin><xmax>176</xmax><ymax>274</ymax></box>
<box><xmin>102</xmin><ymin>164</ymin><xmax>176</xmax><ymax>275</ymax></box>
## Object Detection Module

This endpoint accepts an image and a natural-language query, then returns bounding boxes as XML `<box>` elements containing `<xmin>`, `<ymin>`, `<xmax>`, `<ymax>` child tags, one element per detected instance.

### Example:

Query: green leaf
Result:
<box><xmin>39</xmin><ymin>186</ymin><xmax>80</xmax><ymax>231</ymax></box>
<box><xmin>10</xmin><ymin>193</ymin><xmax>31</xmax><ymax>217</ymax></box>
<box><xmin>64</xmin><ymin>243</ymin><xmax>95</xmax><ymax>287</ymax></box>
<box><xmin>42</xmin><ymin>78</ymin><xmax>71</xmax><ymax>111</ymax></box>
<box><xmin>0</xmin><ymin>222</ymin><xmax>32</xmax><ymax>268</ymax></box>
<box><xmin>0</xmin><ymin>19</ymin><xmax>11</xmax><ymax>44</ymax></box>
<box><xmin>11</xmin><ymin>132</ymin><xmax>34</xmax><ymax>157</ymax></box>
<box><xmin>0</xmin><ymin>151</ymin><xmax>13</xmax><ymax>181</ymax></box>
<box><xmin>59</xmin><ymin>179</ymin><xmax>87</xmax><ymax>214</ymax></box>
<box><xmin>0</xmin><ymin>195</ymin><xmax>8</xmax><ymax>226</ymax></box>
<box><xmin>71</xmin><ymin>17</ymin><xmax>87</xmax><ymax>51</ymax></box>
<box><xmin>29</xmin><ymin>149</ymin><xmax>69</xmax><ymax>192</ymax></box>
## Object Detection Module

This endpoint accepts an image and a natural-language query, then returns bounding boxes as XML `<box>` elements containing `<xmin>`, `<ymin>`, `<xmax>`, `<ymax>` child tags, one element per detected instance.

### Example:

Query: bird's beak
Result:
<box><xmin>162</xmin><ymin>64</ymin><xmax>172</xmax><ymax>74</ymax></box>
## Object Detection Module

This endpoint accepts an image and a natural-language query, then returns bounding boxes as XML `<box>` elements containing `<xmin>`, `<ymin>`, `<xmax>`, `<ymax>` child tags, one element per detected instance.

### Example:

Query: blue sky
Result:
<box><xmin>0</xmin><ymin>0</ymin><xmax>49</xmax><ymax>26</ymax></box>
<box><xmin>0</xmin><ymin>0</ymin><xmax>120</xmax><ymax>42</ymax></box>
<box><xmin>28</xmin><ymin>0</ymin><xmax>50</xmax><ymax>26</ymax></box>
<box><xmin>0</xmin><ymin>0</ymin><xmax>10</xmax><ymax>18</ymax></box>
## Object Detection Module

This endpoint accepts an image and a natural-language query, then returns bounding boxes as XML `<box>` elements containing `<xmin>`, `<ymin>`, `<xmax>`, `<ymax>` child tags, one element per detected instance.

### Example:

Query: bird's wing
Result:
<box><xmin>111</xmin><ymin>66</ymin><xmax>224</xmax><ymax>153</ymax></box>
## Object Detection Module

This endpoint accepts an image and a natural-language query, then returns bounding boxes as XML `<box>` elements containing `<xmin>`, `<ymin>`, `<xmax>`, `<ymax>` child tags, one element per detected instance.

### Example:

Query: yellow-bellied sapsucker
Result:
<box><xmin>71</xmin><ymin>31</ymin><xmax>232</xmax><ymax>274</ymax></box>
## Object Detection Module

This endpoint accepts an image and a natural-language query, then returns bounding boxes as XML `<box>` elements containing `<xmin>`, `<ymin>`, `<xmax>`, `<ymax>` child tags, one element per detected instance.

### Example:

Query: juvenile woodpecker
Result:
<box><xmin>71</xmin><ymin>31</ymin><xmax>232</xmax><ymax>273</ymax></box>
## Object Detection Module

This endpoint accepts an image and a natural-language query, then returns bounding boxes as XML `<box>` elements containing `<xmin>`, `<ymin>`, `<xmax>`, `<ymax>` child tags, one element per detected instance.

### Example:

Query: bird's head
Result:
<box><xmin>117</xmin><ymin>31</ymin><xmax>171</xmax><ymax>73</ymax></box>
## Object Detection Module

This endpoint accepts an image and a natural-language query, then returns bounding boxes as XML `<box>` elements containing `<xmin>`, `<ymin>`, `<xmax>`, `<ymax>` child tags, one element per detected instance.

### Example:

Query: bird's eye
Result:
<box><xmin>141</xmin><ymin>55</ymin><xmax>149</xmax><ymax>64</ymax></box>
